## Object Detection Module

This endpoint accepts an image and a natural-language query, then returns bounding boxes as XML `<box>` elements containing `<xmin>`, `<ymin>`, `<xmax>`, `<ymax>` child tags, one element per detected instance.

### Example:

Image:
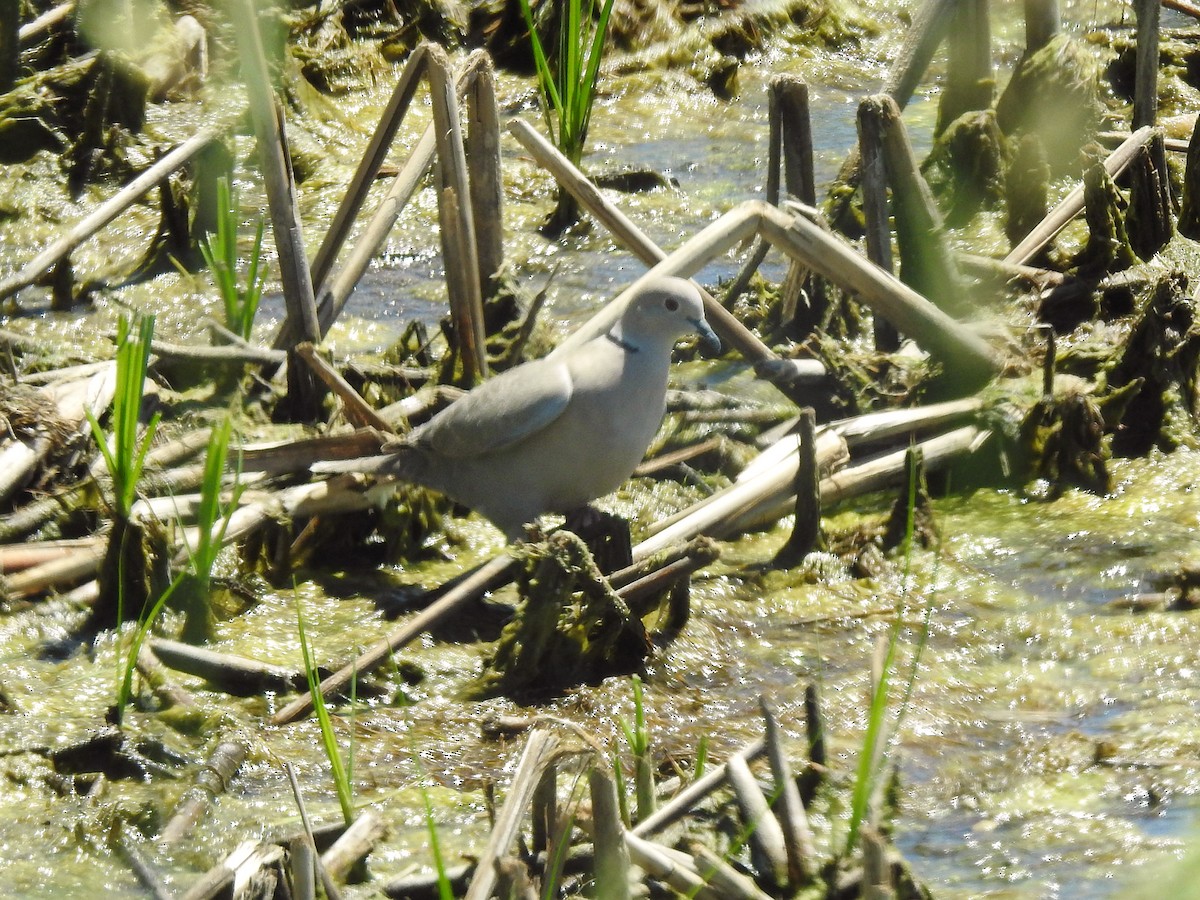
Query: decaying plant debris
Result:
<box><xmin>4</xmin><ymin>0</ymin><xmax>1200</xmax><ymax>896</ymax></box>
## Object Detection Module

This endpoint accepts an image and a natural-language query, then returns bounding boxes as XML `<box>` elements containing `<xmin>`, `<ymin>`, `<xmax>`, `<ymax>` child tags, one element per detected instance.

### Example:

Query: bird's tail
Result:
<box><xmin>310</xmin><ymin>446</ymin><xmax>423</xmax><ymax>481</ymax></box>
<box><xmin>312</xmin><ymin>456</ymin><xmax>394</xmax><ymax>475</ymax></box>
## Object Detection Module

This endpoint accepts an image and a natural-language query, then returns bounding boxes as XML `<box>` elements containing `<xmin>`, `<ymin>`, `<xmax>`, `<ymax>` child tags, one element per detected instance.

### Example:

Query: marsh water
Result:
<box><xmin>2</xmin><ymin>1</ymin><xmax>1200</xmax><ymax>897</ymax></box>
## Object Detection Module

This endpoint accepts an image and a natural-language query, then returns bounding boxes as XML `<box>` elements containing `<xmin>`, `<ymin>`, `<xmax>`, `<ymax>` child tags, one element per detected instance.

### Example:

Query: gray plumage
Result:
<box><xmin>317</xmin><ymin>276</ymin><xmax>719</xmax><ymax>540</ymax></box>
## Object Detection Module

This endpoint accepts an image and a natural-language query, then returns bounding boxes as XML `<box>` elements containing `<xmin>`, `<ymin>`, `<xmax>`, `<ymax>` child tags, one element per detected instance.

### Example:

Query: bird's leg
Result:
<box><xmin>561</xmin><ymin>505</ymin><xmax>633</xmax><ymax>574</ymax></box>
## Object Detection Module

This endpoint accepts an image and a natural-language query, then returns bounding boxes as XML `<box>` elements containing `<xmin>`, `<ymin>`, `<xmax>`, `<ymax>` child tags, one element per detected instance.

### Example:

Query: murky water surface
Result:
<box><xmin>2</xmin><ymin>0</ymin><xmax>1199</xmax><ymax>896</ymax></box>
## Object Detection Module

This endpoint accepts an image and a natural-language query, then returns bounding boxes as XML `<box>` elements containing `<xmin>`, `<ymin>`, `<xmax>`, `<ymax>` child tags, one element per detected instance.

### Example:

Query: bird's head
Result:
<box><xmin>619</xmin><ymin>276</ymin><xmax>721</xmax><ymax>354</ymax></box>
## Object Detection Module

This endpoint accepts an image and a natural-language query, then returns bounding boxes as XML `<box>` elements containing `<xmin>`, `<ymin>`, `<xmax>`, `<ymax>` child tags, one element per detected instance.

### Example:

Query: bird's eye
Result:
<box><xmin>664</xmin><ymin>297</ymin><xmax>679</xmax><ymax>312</ymax></box>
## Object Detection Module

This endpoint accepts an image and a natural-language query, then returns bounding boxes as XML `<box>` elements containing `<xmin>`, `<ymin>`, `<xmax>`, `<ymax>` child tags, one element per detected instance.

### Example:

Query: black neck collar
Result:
<box><xmin>605</xmin><ymin>331</ymin><xmax>639</xmax><ymax>353</ymax></box>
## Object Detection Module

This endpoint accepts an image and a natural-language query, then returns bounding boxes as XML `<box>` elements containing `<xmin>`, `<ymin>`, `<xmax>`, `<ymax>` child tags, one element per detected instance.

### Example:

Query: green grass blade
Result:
<box><xmin>422</xmin><ymin>787</ymin><xmax>454</xmax><ymax>900</ymax></box>
<box><xmin>516</xmin><ymin>0</ymin><xmax>563</xmax><ymax>141</ymax></box>
<box><xmin>297</xmin><ymin>598</ymin><xmax>355</xmax><ymax>825</ymax></box>
<box><xmin>844</xmin><ymin>448</ymin><xmax>928</xmax><ymax>856</ymax></box>
<box><xmin>241</xmin><ymin>216</ymin><xmax>267</xmax><ymax>340</ymax></box>
<box><xmin>579</xmin><ymin>0</ymin><xmax>616</xmax><ymax>149</ymax></box>
<box><xmin>188</xmin><ymin>415</ymin><xmax>235</xmax><ymax>579</ymax></box>
<box><xmin>693</xmin><ymin>733</ymin><xmax>709</xmax><ymax>781</ymax></box>
<box><xmin>85</xmin><ymin>409</ymin><xmax>119</xmax><ymax>497</ymax></box>
<box><xmin>115</xmin><ymin>574</ymin><xmax>183</xmax><ymax>724</ymax></box>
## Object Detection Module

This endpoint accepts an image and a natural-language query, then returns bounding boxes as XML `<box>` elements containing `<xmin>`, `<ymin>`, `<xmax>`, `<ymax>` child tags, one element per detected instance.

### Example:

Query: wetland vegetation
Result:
<box><xmin>2</xmin><ymin>0</ymin><xmax>1200</xmax><ymax>897</ymax></box>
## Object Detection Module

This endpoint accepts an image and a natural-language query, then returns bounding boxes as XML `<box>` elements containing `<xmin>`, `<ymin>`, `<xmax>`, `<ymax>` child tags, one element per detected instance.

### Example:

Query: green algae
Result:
<box><xmin>3</xmin><ymin>1</ymin><xmax>1200</xmax><ymax>896</ymax></box>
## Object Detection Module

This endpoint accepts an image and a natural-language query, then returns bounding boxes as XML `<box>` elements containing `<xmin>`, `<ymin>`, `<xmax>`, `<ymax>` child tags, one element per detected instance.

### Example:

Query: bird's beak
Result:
<box><xmin>691</xmin><ymin>317</ymin><xmax>721</xmax><ymax>355</ymax></box>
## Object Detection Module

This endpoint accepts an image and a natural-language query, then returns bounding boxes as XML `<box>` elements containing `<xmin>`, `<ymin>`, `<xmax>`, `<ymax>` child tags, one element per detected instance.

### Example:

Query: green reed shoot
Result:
<box><xmin>618</xmin><ymin>674</ymin><xmax>656</xmax><ymax>821</ymax></box>
<box><xmin>113</xmin><ymin>572</ymin><xmax>183</xmax><ymax>724</ymax></box>
<box><xmin>517</xmin><ymin>0</ymin><xmax>615</xmax><ymax>169</ymax></box>
<box><xmin>421</xmin><ymin>786</ymin><xmax>454</xmax><ymax>900</ymax></box>
<box><xmin>199</xmin><ymin>176</ymin><xmax>265</xmax><ymax>341</ymax></box>
<box><xmin>690</xmin><ymin>732</ymin><xmax>709</xmax><ymax>784</ymax></box>
<box><xmin>87</xmin><ymin>313</ymin><xmax>159</xmax><ymax>521</ymax></box>
<box><xmin>297</xmin><ymin>599</ymin><xmax>355</xmax><ymax>825</ymax></box>
<box><xmin>176</xmin><ymin>415</ymin><xmax>243</xmax><ymax>643</ymax></box>
<box><xmin>843</xmin><ymin>448</ymin><xmax>933</xmax><ymax>855</ymax></box>
<box><xmin>541</xmin><ymin>770</ymin><xmax>585</xmax><ymax>900</ymax></box>
<box><xmin>181</xmin><ymin>416</ymin><xmax>241</xmax><ymax>581</ymax></box>
<box><xmin>407</xmin><ymin>705</ymin><xmax>464</xmax><ymax>900</ymax></box>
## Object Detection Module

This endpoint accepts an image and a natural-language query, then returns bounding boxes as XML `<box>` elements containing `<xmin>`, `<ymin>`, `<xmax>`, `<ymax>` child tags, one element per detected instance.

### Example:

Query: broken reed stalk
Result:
<box><xmin>465</xmin><ymin>54</ymin><xmax>504</xmax><ymax>300</ymax></box>
<box><xmin>150</xmin><ymin>638</ymin><xmax>305</xmax><ymax>695</ymax></box>
<box><xmin>861</xmin><ymin>825</ymin><xmax>893</xmax><ymax>898</ymax></box>
<box><xmin>775</xmin><ymin>77</ymin><xmax>816</xmax><ymax>205</ymax></box>
<box><xmin>117</xmin><ymin>828</ymin><xmax>174</xmax><ymax>900</ymax></box>
<box><xmin>3</xmin><ymin>541</ymin><xmax>105</xmax><ymax>599</ymax></box>
<box><xmin>770</xmin><ymin>76</ymin><xmax>829</xmax><ymax>330</ymax></box>
<box><xmin>1004</xmin><ymin>126</ymin><xmax>1156</xmax><ymax>266</ymax></box>
<box><xmin>631</xmin><ymin>737</ymin><xmax>765</xmax><ymax>837</ymax></box>
<box><xmin>643</xmin><ymin>399</ymin><xmax>981</xmax><ymax>558</ymax></box>
<box><xmin>463</xmin><ymin>728</ymin><xmax>560</xmax><ymax>900</ymax></box>
<box><xmin>1133</xmin><ymin>0</ymin><xmax>1160</xmax><ymax>131</ymax></box>
<box><xmin>236</xmin><ymin>428</ymin><xmax>388</xmax><ymax>477</ymax></box>
<box><xmin>0</xmin><ymin>128</ymin><xmax>221</xmax><ymax>302</ymax></box>
<box><xmin>321</xmin><ymin>810</ymin><xmax>385</xmax><ymax>884</ymax></box>
<box><xmin>589</xmin><ymin>766</ymin><xmax>633</xmax><ymax>900</ymax></box>
<box><xmin>2</xmin><ymin>443</ymin><xmax>211</xmax><ymax>548</ymax></box>
<box><xmin>761</xmin><ymin>697</ymin><xmax>817</xmax><ymax>883</ymax></box>
<box><xmin>822</xmin><ymin>425</ymin><xmax>984</xmax><ymax>506</ymax></box>
<box><xmin>773</xmin><ymin>408</ymin><xmax>823</xmax><ymax>567</ymax></box>
<box><xmin>180</xmin><ymin>841</ymin><xmax>285</xmax><ymax>900</ymax></box>
<box><xmin>856</xmin><ymin>96</ymin><xmax>900</xmax><ymax>351</ymax></box>
<box><xmin>1165</xmin><ymin>0</ymin><xmax>1200</xmax><ymax>19</ymax></box>
<box><xmin>185</xmin><ymin>474</ymin><xmax>391</xmax><ymax>549</ymax></box>
<box><xmin>832</xmin><ymin>0</ymin><xmax>957</xmax><ymax>187</ymax></box>
<box><xmin>725</xmin><ymin>75</ymin><xmax>814</xmax><ymax>308</ymax></box>
<box><xmin>860</xmin><ymin>94</ymin><xmax>969</xmax><ymax>317</ymax></box>
<box><xmin>688</xmin><ymin>842</ymin><xmax>776</xmax><ymax>900</ymax></box>
<box><xmin>290</xmin><ymin>837</ymin><xmax>316</xmax><ymax>900</ymax></box>
<box><xmin>230</xmin><ymin>0</ymin><xmax>320</xmax><ymax>347</ymax></box>
<box><xmin>271</xmin><ymin>552</ymin><xmax>516</xmax><ymax>724</ymax></box>
<box><xmin>701</xmin><ymin>423</ymin><xmax>984</xmax><ymax>555</ymax></box>
<box><xmin>725</xmin><ymin>754</ymin><xmax>790</xmax><ymax>888</ymax></box>
<box><xmin>506</xmin><ymin>118</ymin><xmax>829</xmax><ymax>395</ymax></box>
<box><xmin>296</xmin><ymin>343</ymin><xmax>394</xmax><ymax>432</ymax></box>
<box><xmin>0</xmin><ymin>435</ymin><xmax>51</xmax><ymax>507</ymax></box>
<box><xmin>309</xmin><ymin>43</ymin><xmax>432</xmax><ymax>292</ymax></box>
<box><xmin>937</xmin><ymin>0</ymin><xmax>992</xmax><ymax>134</ymax></box>
<box><xmin>427</xmin><ymin>44</ymin><xmax>488</xmax><ymax>384</ymax></box>
<box><xmin>801</xmin><ymin>683</ymin><xmax>826</xmax><ymax>803</ymax></box>
<box><xmin>883</xmin><ymin>0</ymin><xmax>959</xmax><ymax>111</ymax></box>
<box><xmin>622</xmin><ymin>833</ymin><xmax>721</xmax><ymax>900</ymax></box>
<box><xmin>149</xmin><ymin>338</ymin><xmax>284</xmax><ymax>367</ymax></box>
<box><xmin>17</xmin><ymin>1</ymin><xmax>72</xmax><ymax>44</ymax></box>
<box><xmin>530</xmin><ymin>758</ymin><xmax>557</xmax><ymax>856</ymax></box>
<box><xmin>956</xmin><ymin>252</ymin><xmax>1067</xmax><ymax>288</ymax></box>
<box><xmin>0</xmin><ymin>539</ymin><xmax>100</xmax><ymax>574</ymax></box>
<box><xmin>135</xmin><ymin>643</ymin><xmax>197</xmax><ymax>710</ymax></box>
<box><xmin>556</xmin><ymin>199</ymin><xmax>1003</xmax><ymax>387</ymax></box>
<box><xmin>299</xmin><ymin>51</ymin><xmax>490</xmax><ymax>347</ymax></box>
<box><xmin>1180</xmin><ymin>115</ymin><xmax>1200</xmax><ymax>239</ymax></box>
<box><xmin>159</xmin><ymin>740</ymin><xmax>248</xmax><ymax>844</ymax></box>
<box><xmin>283</xmin><ymin>763</ymin><xmax>344</xmax><ymax>900</ymax></box>
<box><xmin>830</xmin><ymin>397</ymin><xmax>983</xmax><ymax>448</ymax></box>
<box><xmin>636</xmin><ymin>426</ymin><xmax>849</xmax><ymax>558</ymax></box>
<box><xmin>1024</xmin><ymin>0</ymin><xmax>1060</xmax><ymax>52</ymax></box>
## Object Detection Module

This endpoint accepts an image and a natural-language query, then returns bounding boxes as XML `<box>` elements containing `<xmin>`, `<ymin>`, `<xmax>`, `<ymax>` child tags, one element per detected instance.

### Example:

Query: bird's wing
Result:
<box><xmin>411</xmin><ymin>355</ymin><xmax>574</xmax><ymax>459</ymax></box>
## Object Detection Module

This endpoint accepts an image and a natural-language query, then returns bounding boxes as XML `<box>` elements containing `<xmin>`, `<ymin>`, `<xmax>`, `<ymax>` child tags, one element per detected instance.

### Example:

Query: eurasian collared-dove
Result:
<box><xmin>317</xmin><ymin>276</ymin><xmax>719</xmax><ymax>540</ymax></box>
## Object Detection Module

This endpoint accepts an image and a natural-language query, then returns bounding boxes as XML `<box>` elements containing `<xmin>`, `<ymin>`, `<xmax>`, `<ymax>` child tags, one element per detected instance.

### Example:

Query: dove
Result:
<box><xmin>317</xmin><ymin>276</ymin><xmax>720</xmax><ymax>540</ymax></box>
